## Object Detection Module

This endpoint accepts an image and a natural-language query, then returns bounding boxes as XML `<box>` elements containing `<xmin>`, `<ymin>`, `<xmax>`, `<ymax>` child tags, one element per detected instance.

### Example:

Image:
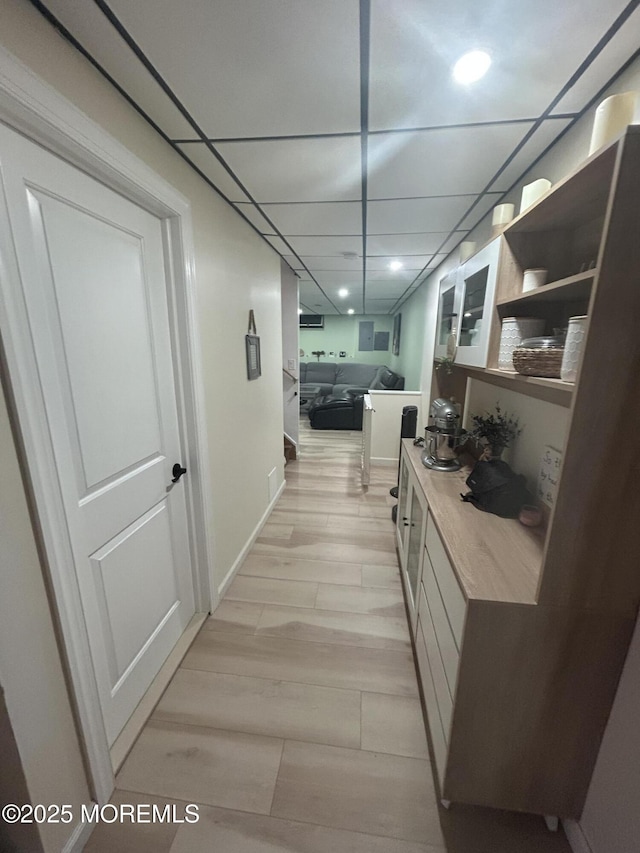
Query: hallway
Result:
<box><xmin>85</xmin><ymin>424</ymin><xmax>571</xmax><ymax>852</ymax></box>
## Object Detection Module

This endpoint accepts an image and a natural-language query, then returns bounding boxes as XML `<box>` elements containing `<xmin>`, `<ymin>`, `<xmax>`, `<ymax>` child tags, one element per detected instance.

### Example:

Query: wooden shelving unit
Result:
<box><xmin>410</xmin><ymin>126</ymin><xmax>640</xmax><ymax>820</ymax></box>
<box><xmin>496</xmin><ymin>269</ymin><xmax>596</xmax><ymax>308</ymax></box>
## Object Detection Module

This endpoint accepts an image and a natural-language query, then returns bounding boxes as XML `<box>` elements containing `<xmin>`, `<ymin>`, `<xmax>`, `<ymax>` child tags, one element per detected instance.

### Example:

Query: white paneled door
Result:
<box><xmin>0</xmin><ymin>124</ymin><xmax>196</xmax><ymax>745</ymax></box>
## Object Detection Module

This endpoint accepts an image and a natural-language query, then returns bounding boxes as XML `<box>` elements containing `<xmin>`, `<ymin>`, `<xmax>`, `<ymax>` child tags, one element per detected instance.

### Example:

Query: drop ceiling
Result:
<box><xmin>32</xmin><ymin>0</ymin><xmax>640</xmax><ymax>314</ymax></box>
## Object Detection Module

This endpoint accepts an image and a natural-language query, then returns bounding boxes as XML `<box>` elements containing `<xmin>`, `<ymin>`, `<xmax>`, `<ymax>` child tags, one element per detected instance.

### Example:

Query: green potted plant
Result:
<box><xmin>470</xmin><ymin>403</ymin><xmax>522</xmax><ymax>460</ymax></box>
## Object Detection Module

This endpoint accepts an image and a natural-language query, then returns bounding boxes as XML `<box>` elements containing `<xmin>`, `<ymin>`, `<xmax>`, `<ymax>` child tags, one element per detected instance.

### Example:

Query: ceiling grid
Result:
<box><xmin>30</xmin><ymin>0</ymin><xmax>640</xmax><ymax>314</ymax></box>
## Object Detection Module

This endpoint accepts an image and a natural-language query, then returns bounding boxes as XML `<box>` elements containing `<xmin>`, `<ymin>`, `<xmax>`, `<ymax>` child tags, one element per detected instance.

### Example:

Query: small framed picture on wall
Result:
<box><xmin>246</xmin><ymin>334</ymin><xmax>261</xmax><ymax>380</ymax></box>
<box><xmin>392</xmin><ymin>313</ymin><xmax>402</xmax><ymax>356</ymax></box>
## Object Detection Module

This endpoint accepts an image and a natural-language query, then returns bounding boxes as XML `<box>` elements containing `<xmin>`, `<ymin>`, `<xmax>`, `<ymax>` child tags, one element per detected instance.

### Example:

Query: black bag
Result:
<box><xmin>461</xmin><ymin>459</ymin><xmax>532</xmax><ymax>518</ymax></box>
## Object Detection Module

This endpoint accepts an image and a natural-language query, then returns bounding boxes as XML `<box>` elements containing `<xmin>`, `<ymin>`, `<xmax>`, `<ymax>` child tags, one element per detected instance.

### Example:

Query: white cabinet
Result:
<box><xmin>455</xmin><ymin>237</ymin><xmax>500</xmax><ymax>368</ymax></box>
<box><xmin>434</xmin><ymin>268</ymin><xmax>461</xmax><ymax>360</ymax></box>
<box><xmin>395</xmin><ymin>454</ymin><xmax>427</xmax><ymax>635</ymax></box>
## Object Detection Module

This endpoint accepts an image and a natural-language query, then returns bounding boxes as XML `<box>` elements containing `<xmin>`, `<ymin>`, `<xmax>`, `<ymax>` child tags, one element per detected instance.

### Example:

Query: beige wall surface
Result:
<box><xmin>0</xmin><ymin>1</ymin><xmax>286</xmax><ymax>849</ymax></box>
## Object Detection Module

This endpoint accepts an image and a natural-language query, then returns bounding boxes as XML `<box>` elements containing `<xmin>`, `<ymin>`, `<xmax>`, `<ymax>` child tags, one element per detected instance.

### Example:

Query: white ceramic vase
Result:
<box><xmin>560</xmin><ymin>315</ymin><xmax>588</xmax><ymax>382</ymax></box>
<box><xmin>498</xmin><ymin>317</ymin><xmax>545</xmax><ymax>371</ymax></box>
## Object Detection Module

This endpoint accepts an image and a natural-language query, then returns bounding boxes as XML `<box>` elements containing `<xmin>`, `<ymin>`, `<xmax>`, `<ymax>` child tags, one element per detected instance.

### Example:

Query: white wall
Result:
<box><xmin>281</xmin><ymin>260</ymin><xmax>299</xmax><ymax>445</ymax></box>
<box><xmin>300</xmin><ymin>314</ymin><xmax>394</xmax><ymax>365</ymax></box>
<box><xmin>0</xmin><ymin>1</ymin><xmax>287</xmax><ymax>849</ymax></box>
<box><xmin>389</xmin><ymin>285</ymin><xmax>430</xmax><ymax>392</ymax></box>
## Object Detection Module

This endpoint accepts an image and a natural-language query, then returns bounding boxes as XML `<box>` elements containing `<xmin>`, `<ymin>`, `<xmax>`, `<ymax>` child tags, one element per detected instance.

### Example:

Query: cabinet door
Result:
<box><xmin>455</xmin><ymin>238</ymin><xmax>500</xmax><ymax>367</ymax></box>
<box><xmin>435</xmin><ymin>269</ymin><xmax>461</xmax><ymax>359</ymax></box>
<box><xmin>404</xmin><ymin>481</ymin><xmax>427</xmax><ymax>634</ymax></box>
<box><xmin>396</xmin><ymin>453</ymin><xmax>411</xmax><ymax>560</ymax></box>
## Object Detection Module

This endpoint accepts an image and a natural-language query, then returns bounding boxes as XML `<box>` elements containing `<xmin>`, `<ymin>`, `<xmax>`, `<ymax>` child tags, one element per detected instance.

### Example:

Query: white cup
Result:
<box><xmin>522</xmin><ymin>268</ymin><xmax>548</xmax><ymax>292</ymax></box>
<box><xmin>520</xmin><ymin>179</ymin><xmax>552</xmax><ymax>214</ymax></box>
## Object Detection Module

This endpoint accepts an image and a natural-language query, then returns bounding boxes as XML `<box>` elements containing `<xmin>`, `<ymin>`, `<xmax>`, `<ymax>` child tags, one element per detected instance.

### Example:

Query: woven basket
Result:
<box><xmin>512</xmin><ymin>347</ymin><xmax>564</xmax><ymax>378</ymax></box>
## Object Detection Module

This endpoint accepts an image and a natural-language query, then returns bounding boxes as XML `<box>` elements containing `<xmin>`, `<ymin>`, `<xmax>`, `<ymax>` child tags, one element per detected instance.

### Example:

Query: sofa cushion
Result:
<box><xmin>370</xmin><ymin>366</ymin><xmax>405</xmax><ymax>390</ymax></box>
<box><xmin>335</xmin><ymin>363</ymin><xmax>378</xmax><ymax>387</ymax></box>
<box><xmin>299</xmin><ymin>362</ymin><xmax>307</xmax><ymax>383</ymax></box>
<box><xmin>304</xmin><ymin>361</ymin><xmax>338</xmax><ymax>385</ymax></box>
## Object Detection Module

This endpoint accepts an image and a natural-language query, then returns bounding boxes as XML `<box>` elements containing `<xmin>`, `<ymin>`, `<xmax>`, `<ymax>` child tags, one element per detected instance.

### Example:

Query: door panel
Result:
<box><xmin>29</xmin><ymin>189</ymin><xmax>163</xmax><ymax>489</ymax></box>
<box><xmin>0</xmin><ymin>124</ymin><xmax>196</xmax><ymax>745</ymax></box>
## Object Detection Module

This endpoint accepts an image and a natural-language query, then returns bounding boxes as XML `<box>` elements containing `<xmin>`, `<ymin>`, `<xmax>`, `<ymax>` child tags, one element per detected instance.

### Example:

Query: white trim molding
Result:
<box><xmin>0</xmin><ymin>45</ymin><xmax>215</xmax><ymax>802</ymax></box>
<box><xmin>563</xmin><ymin>820</ymin><xmax>594</xmax><ymax>853</ymax></box>
<box><xmin>217</xmin><ymin>480</ymin><xmax>286</xmax><ymax>599</ymax></box>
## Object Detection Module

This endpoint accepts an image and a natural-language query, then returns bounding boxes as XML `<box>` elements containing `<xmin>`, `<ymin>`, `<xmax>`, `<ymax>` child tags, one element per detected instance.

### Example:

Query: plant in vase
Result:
<box><xmin>434</xmin><ymin>356</ymin><xmax>455</xmax><ymax>375</ymax></box>
<box><xmin>470</xmin><ymin>403</ymin><xmax>522</xmax><ymax>460</ymax></box>
<box><xmin>311</xmin><ymin>350</ymin><xmax>326</xmax><ymax>362</ymax></box>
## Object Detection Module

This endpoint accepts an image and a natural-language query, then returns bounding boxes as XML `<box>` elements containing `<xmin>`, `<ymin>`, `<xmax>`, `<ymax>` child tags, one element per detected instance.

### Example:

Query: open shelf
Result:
<box><xmin>464</xmin><ymin>366</ymin><xmax>574</xmax><ymax>407</ymax></box>
<box><xmin>497</xmin><ymin>269</ymin><xmax>596</xmax><ymax>308</ymax></box>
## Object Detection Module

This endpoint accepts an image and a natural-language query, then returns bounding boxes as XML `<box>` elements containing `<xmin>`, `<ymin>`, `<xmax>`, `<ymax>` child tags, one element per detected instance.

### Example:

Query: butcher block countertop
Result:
<box><xmin>403</xmin><ymin>440</ymin><xmax>544</xmax><ymax>605</ymax></box>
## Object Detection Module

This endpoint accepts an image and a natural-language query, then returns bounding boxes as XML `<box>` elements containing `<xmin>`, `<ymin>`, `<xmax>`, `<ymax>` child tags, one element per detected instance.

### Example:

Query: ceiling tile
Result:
<box><xmin>367</xmin><ymin>232</ymin><xmax>466</xmax><ymax>256</ymax></box>
<box><xmin>368</xmin><ymin>195</ymin><xmax>482</xmax><ymax>234</ymax></box>
<box><xmin>368</xmin><ymin>0</ymin><xmax>633</xmax><ymax>130</ymax></box>
<box><xmin>311</xmin><ymin>271</ymin><xmax>364</xmax><ymax>286</ymax></box>
<box><xmin>553</xmin><ymin>7</ymin><xmax>640</xmax><ymax>114</ymax></box>
<box><xmin>45</xmin><ymin>0</ymin><xmax>196</xmax><ymax>138</ymax></box>
<box><xmin>286</xmin><ymin>235</ymin><xmax>364</xmax><ymax>256</ymax></box>
<box><xmin>283</xmin><ymin>255</ymin><xmax>306</xmax><ymax>270</ymax></box>
<box><xmin>365</xmin><ymin>281</ymin><xmax>412</xmax><ymax>297</ymax></box>
<box><xmin>216</xmin><ymin>137</ymin><xmax>362</xmax><ymax>202</ymax></box>
<box><xmin>176</xmin><ymin>143</ymin><xmax>249</xmax><ymax>201</ymax></box>
<box><xmin>263</xmin><ymin>235</ymin><xmax>292</xmax><ymax>254</ymax></box>
<box><xmin>293</xmin><ymin>255</ymin><xmax>363</xmax><ymax>272</ymax></box>
<box><xmin>367</xmin><ymin>124</ymin><xmax>533</xmax><ymax>199</ymax></box>
<box><xmin>489</xmin><ymin>118</ymin><xmax>573</xmax><ymax>193</ymax></box>
<box><xmin>365</xmin><ymin>254</ymin><xmax>434</xmax><ymax>271</ymax></box>
<box><xmin>362</xmin><ymin>269</ymin><xmax>416</xmax><ymax>282</ymax></box>
<box><xmin>233</xmin><ymin>203</ymin><xmax>276</xmax><ymax>233</ymax></box>
<box><xmin>105</xmin><ymin>0</ymin><xmax>361</xmax><ymax>137</ymax></box>
<box><xmin>257</xmin><ymin>202</ymin><xmax>362</xmax><ymax>236</ymax></box>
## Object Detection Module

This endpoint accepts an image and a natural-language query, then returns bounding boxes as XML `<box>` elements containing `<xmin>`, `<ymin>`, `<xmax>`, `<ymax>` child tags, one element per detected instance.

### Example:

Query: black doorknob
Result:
<box><xmin>171</xmin><ymin>463</ymin><xmax>187</xmax><ymax>483</ymax></box>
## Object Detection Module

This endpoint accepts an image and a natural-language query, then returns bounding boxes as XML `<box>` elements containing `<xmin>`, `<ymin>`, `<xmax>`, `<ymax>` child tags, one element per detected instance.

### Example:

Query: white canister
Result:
<box><xmin>560</xmin><ymin>315</ymin><xmax>588</xmax><ymax>382</ymax></box>
<box><xmin>498</xmin><ymin>317</ymin><xmax>545</xmax><ymax>371</ymax></box>
<box><xmin>589</xmin><ymin>92</ymin><xmax>638</xmax><ymax>155</ymax></box>
<box><xmin>491</xmin><ymin>203</ymin><xmax>515</xmax><ymax>237</ymax></box>
<box><xmin>522</xmin><ymin>268</ymin><xmax>548</xmax><ymax>292</ymax></box>
<box><xmin>519</xmin><ymin>179</ymin><xmax>552</xmax><ymax>214</ymax></box>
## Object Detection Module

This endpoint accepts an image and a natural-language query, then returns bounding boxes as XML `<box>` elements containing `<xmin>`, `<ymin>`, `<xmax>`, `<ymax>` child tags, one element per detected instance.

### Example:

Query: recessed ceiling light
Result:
<box><xmin>347</xmin><ymin>308</ymin><xmax>355</xmax><ymax>315</ymax></box>
<box><xmin>388</xmin><ymin>260</ymin><xmax>403</xmax><ymax>271</ymax></box>
<box><xmin>338</xmin><ymin>288</ymin><xmax>349</xmax><ymax>298</ymax></box>
<box><xmin>298</xmin><ymin>308</ymin><xmax>303</xmax><ymax>314</ymax></box>
<box><xmin>452</xmin><ymin>50</ymin><xmax>491</xmax><ymax>85</ymax></box>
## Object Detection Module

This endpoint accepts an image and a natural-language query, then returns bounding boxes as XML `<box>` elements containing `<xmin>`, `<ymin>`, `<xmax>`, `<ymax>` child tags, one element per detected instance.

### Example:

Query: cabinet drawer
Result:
<box><xmin>414</xmin><ymin>617</ymin><xmax>446</xmax><ymax>787</ymax></box>
<box><xmin>417</xmin><ymin>589</ymin><xmax>453</xmax><ymax>737</ymax></box>
<box><xmin>420</xmin><ymin>563</ymin><xmax>460</xmax><ymax>699</ymax></box>
<box><xmin>426</xmin><ymin>514</ymin><xmax>466</xmax><ymax>647</ymax></box>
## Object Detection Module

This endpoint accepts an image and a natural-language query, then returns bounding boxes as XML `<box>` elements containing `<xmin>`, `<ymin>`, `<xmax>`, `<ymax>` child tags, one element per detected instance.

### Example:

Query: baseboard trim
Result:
<box><xmin>563</xmin><ymin>819</ymin><xmax>594</xmax><ymax>853</ymax></box>
<box><xmin>62</xmin><ymin>815</ymin><xmax>93</xmax><ymax>853</ymax></box>
<box><xmin>109</xmin><ymin>612</ymin><xmax>207</xmax><ymax>773</ymax></box>
<box><xmin>371</xmin><ymin>456</ymin><xmax>398</xmax><ymax>464</ymax></box>
<box><xmin>217</xmin><ymin>479</ymin><xmax>286</xmax><ymax>598</ymax></box>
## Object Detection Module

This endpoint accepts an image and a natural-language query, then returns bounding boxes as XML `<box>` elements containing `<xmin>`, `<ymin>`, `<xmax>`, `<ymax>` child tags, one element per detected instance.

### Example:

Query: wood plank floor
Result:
<box><xmin>86</xmin><ymin>421</ymin><xmax>572</xmax><ymax>852</ymax></box>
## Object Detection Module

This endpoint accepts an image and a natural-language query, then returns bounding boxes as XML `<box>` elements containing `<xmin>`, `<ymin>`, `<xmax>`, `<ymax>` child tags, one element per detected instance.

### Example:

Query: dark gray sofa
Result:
<box><xmin>299</xmin><ymin>362</ymin><xmax>404</xmax><ymax>400</ymax></box>
<box><xmin>300</xmin><ymin>362</ymin><xmax>405</xmax><ymax>430</ymax></box>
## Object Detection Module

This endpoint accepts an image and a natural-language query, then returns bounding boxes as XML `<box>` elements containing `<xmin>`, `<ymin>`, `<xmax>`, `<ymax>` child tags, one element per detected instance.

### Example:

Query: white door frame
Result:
<box><xmin>0</xmin><ymin>46</ymin><xmax>216</xmax><ymax>802</ymax></box>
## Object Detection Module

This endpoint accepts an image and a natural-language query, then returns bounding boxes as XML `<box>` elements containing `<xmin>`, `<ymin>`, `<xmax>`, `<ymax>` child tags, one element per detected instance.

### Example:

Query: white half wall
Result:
<box><xmin>369</xmin><ymin>391</ymin><xmax>422</xmax><ymax>461</ymax></box>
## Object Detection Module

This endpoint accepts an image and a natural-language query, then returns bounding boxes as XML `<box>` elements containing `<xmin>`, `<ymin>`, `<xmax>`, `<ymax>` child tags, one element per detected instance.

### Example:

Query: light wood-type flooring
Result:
<box><xmin>86</xmin><ymin>421</ymin><xmax>571</xmax><ymax>852</ymax></box>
